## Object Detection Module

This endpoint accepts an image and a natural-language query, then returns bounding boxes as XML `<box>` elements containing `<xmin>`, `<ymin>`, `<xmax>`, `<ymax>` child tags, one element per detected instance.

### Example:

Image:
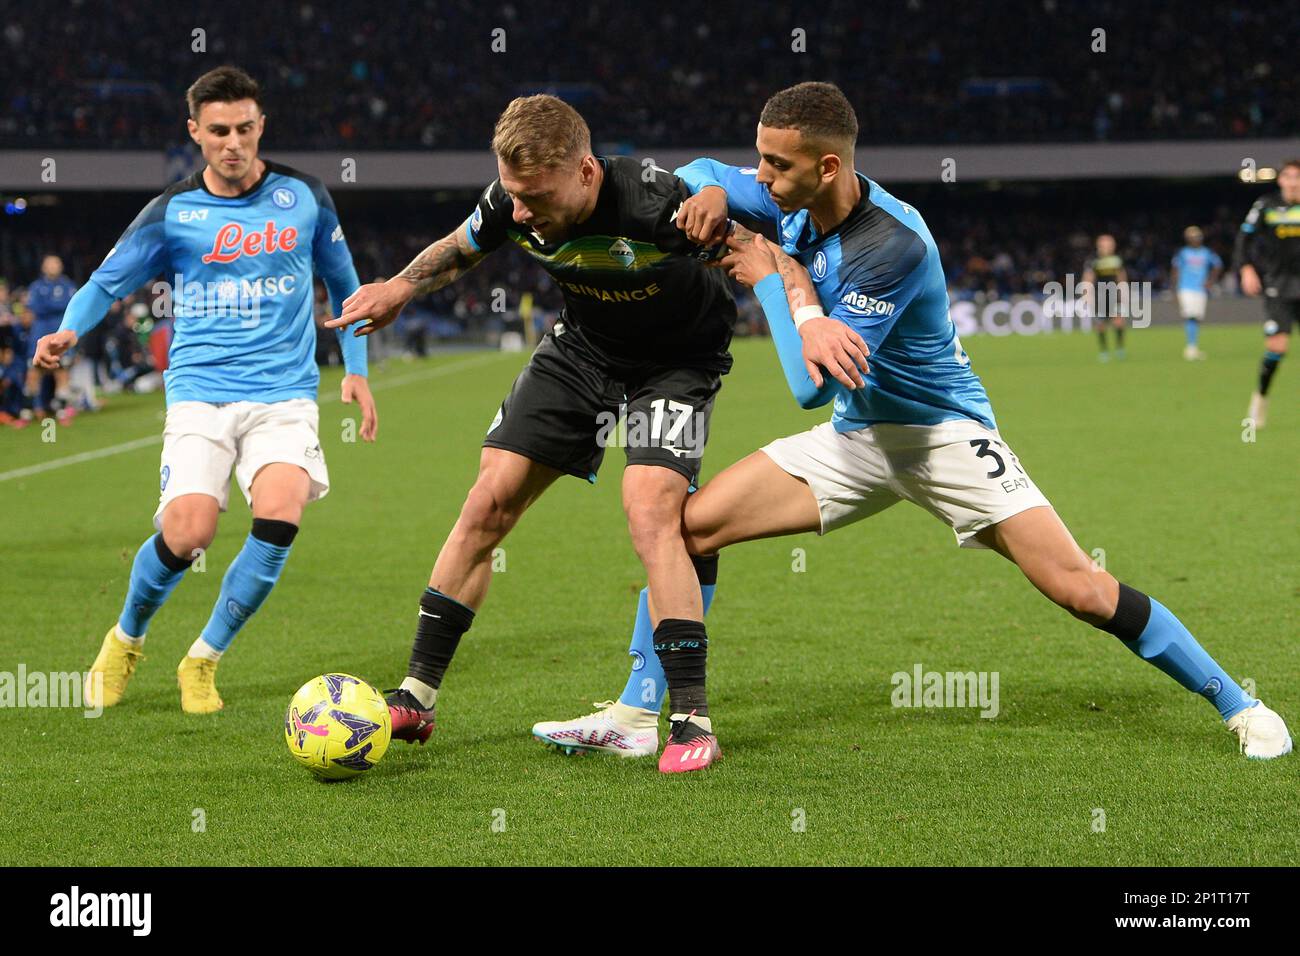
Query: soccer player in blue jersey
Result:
<box><xmin>1170</xmin><ymin>227</ymin><xmax>1222</xmax><ymax>360</ymax></box>
<box><xmin>32</xmin><ymin>67</ymin><xmax>377</xmax><ymax>714</ymax></box>
<box><xmin>536</xmin><ymin>83</ymin><xmax>1291</xmax><ymax>770</ymax></box>
<box><xmin>23</xmin><ymin>255</ymin><xmax>78</xmax><ymax>422</ymax></box>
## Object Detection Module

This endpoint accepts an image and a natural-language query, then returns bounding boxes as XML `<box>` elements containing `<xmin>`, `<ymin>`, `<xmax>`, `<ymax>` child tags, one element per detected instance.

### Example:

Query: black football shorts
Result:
<box><xmin>482</xmin><ymin>328</ymin><xmax>721</xmax><ymax>487</ymax></box>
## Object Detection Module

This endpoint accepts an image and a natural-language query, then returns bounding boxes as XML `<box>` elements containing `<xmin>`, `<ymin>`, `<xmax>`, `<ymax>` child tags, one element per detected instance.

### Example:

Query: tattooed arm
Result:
<box><xmin>325</xmin><ymin>219</ymin><xmax>487</xmax><ymax>337</ymax></box>
<box><xmin>723</xmin><ymin>223</ymin><xmax>820</xmax><ymax>319</ymax></box>
<box><xmin>395</xmin><ymin>224</ymin><xmax>486</xmax><ymax>297</ymax></box>
<box><xmin>719</xmin><ymin>224</ymin><xmax>870</xmax><ymax>390</ymax></box>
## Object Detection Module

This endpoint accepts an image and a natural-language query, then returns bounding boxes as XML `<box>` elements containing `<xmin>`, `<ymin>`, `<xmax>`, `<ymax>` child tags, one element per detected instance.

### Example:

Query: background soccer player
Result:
<box><xmin>23</xmin><ymin>255</ymin><xmax>78</xmax><ymax>421</ymax></box>
<box><xmin>1170</xmin><ymin>226</ymin><xmax>1221</xmax><ymax>360</ymax></box>
<box><xmin>330</xmin><ymin>95</ymin><xmax>826</xmax><ymax>750</ymax></box>
<box><xmin>34</xmin><ymin>66</ymin><xmax>377</xmax><ymax>714</ymax></box>
<box><xmin>538</xmin><ymin>82</ymin><xmax>1291</xmax><ymax>771</ymax></box>
<box><xmin>1082</xmin><ymin>234</ymin><xmax>1128</xmax><ymax>361</ymax></box>
<box><xmin>1235</xmin><ymin>158</ymin><xmax>1300</xmax><ymax>427</ymax></box>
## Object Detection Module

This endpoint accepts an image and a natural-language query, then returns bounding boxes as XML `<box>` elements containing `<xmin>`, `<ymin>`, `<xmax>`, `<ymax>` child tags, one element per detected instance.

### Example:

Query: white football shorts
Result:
<box><xmin>1176</xmin><ymin>289</ymin><xmax>1208</xmax><ymax>320</ymax></box>
<box><xmin>761</xmin><ymin>418</ymin><xmax>1051</xmax><ymax>548</ymax></box>
<box><xmin>154</xmin><ymin>398</ymin><xmax>329</xmax><ymax>529</ymax></box>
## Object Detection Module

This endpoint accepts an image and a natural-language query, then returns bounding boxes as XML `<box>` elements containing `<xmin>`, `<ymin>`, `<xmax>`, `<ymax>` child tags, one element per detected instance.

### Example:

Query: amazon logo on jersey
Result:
<box><xmin>839</xmin><ymin>290</ymin><xmax>895</xmax><ymax>317</ymax></box>
<box><xmin>201</xmin><ymin>221</ymin><xmax>299</xmax><ymax>264</ymax></box>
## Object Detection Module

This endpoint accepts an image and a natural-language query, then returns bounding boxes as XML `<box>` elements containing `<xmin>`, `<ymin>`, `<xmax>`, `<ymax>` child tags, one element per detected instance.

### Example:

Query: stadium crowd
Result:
<box><xmin>2</xmin><ymin>1</ymin><xmax>1293</xmax><ymax>149</ymax></box>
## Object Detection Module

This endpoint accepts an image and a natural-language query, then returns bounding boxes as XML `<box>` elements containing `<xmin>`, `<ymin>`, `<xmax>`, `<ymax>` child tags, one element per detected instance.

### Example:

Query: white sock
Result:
<box><xmin>114</xmin><ymin>623</ymin><xmax>145</xmax><ymax>648</ymax></box>
<box><xmin>186</xmin><ymin>636</ymin><xmax>222</xmax><ymax>661</ymax></box>
<box><xmin>400</xmin><ymin>676</ymin><xmax>438</xmax><ymax>708</ymax></box>
<box><xmin>670</xmin><ymin>712</ymin><xmax>712</xmax><ymax>733</ymax></box>
<box><xmin>610</xmin><ymin>701</ymin><xmax>658</xmax><ymax>725</ymax></box>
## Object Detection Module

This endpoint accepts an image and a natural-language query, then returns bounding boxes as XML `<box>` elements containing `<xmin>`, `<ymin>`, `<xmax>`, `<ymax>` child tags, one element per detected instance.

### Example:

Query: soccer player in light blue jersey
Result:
<box><xmin>33</xmin><ymin>67</ymin><xmax>377</xmax><ymax>714</ymax></box>
<box><xmin>535</xmin><ymin>82</ymin><xmax>1290</xmax><ymax>770</ymax></box>
<box><xmin>1170</xmin><ymin>226</ymin><xmax>1222</xmax><ymax>360</ymax></box>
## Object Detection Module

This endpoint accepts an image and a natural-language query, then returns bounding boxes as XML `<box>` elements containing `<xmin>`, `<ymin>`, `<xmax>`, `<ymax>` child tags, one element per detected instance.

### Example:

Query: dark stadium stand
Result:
<box><xmin>1</xmin><ymin>1</ymin><xmax>1293</xmax><ymax>149</ymax></box>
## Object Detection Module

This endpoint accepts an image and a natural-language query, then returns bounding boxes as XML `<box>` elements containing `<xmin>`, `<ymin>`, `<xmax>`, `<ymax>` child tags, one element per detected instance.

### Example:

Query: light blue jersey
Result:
<box><xmin>60</xmin><ymin>160</ymin><xmax>365</xmax><ymax>405</ymax></box>
<box><xmin>1171</xmin><ymin>245</ymin><xmax>1222</xmax><ymax>292</ymax></box>
<box><xmin>676</xmin><ymin>159</ymin><xmax>995</xmax><ymax>431</ymax></box>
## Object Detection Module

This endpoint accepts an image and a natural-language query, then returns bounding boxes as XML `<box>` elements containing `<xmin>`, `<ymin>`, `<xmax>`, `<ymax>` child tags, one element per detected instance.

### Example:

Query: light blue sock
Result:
<box><xmin>197</xmin><ymin>531</ymin><xmax>293</xmax><ymax>655</ymax></box>
<box><xmin>1185</xmin><ymin>318</ymin><xmax>1200</xmax><ymax>347</ymax></box>
<box><xmin>1123</xmin><ymin>598</ymin><xmax>1253</xmax><ymax>720</ymax></box>
<box><xmin>618</xmin><ymin>579</ymin><xmax>716</xmax><ymax>712</ymax></box>
<box><xmin>118</xmin><ymin>533</ymin><xmax>190</xmax><ymax>637</ymax></box>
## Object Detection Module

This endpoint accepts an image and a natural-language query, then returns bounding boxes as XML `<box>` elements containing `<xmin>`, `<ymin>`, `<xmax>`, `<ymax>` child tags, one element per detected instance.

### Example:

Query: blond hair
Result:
<box><xmin>491</xmin><ymin>95</ymin><xmax>591</xmax><ymax>172</ymax></box>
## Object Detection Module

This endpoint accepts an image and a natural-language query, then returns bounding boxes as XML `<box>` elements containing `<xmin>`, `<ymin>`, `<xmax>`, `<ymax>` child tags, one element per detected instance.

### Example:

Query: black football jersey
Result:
<box><xmin>1084</xmin><ymin>253</ymin><xmax>1125</xmax><ymax>282</ymax></box>
<box><xmin>1234</xmin><ymin>191</ymin><xmax>1300</xmax><ymax>300</ymax></box>
<box><xmin>466</xmin><ymin>156</ymin><xmax>736</xmax><ymax>372</ymax></box>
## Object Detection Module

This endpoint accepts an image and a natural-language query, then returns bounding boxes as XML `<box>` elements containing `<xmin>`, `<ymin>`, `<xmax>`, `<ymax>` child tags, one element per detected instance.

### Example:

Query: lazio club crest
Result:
<box><xmin>608</xmin><ymin>238</ymin><xmax>635</xmax><ymax>269</ymax></box>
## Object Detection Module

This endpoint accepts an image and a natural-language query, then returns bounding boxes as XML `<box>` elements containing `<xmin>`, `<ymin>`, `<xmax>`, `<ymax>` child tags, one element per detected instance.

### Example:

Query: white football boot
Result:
<box><xmin>532</xmin><ymin>700</ymin><xmax>659</xmax><ymax>757</ymax></box>
<box><xmin>1226</xmin><ymin>701</ymin><xmax>1293</xmax><ymax>760</ymax></box>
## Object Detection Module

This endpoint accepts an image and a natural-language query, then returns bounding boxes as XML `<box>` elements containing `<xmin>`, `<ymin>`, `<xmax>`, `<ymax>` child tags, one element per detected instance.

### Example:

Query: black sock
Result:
<box><xmin>690</xmin><ymin>553</ymin><xmax>719</xmax><ymax>589</ymax></box>
<box><xmin>1098</xmin><ymin>582</ymin><xmax>1152</xmax><ymax>642</ymax></box>
<box><xmin>407</xmin><ymin>588</ymin><xmax>475</xmax><ymax>690</ymax></box>
<box><xmin>1115</xmin><ymin>325</ymin><xmax>1125</xmax><ymax>349</ymax></box>
<box><xmin>1259</xmin><ymin>351</ymin><xmax>1283</xmax><ymax>396</ymax></box>
<box><xmin>1097</xmin><ymin>329</ymin><xmax>1108</xmax><ymax>351</ymax></box>
<box><xmin>653</xmin><ymin>618</ymin><xmax>709</xmax><ymax>717</ymax></box>
<box><xmin>251</xmin><ymin>517</ymin><xmax>298</xmax><ymax>547</ymax></box>
<box><xmin>154</xmin><ymin>533</ymin><xmax>195</xmax><ymax>573</ymax></box>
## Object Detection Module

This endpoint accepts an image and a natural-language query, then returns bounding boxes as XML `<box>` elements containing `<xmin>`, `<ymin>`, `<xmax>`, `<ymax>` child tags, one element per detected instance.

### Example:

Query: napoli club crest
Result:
<box><xmin>813</xmin><ymin>250</ymin><xmax>828</xmax><ymax>280</ymax></box>
<box><xmin>272</xmin><ymin>186</ymin><xmax>297</xmax><ymax>209</ymax></box>
<box><xmin>160</xmin><ymin>465</ymin><xmax>170</xmax><ymax>492</ymax></box>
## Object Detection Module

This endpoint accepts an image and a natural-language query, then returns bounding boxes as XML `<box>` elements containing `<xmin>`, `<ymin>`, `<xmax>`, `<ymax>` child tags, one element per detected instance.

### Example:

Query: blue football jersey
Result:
<box><xmin>68</xmin><ymin>160</ymin><xmax>363</xmax><ymax>405</ymax></box>
<box><xmin>676</xmin><ymin>160</ymin><xmax>995</xmax><ymax>431</ymax></box>
<box><xmin>1171</xmin><ymin>245</ymin><xmax>1222</xmax><ymax>292</ymax></box>
<box><xmin>26</xmin><ymin>275</ymin><xmax>78</xmax><ymax>326</ymax></box>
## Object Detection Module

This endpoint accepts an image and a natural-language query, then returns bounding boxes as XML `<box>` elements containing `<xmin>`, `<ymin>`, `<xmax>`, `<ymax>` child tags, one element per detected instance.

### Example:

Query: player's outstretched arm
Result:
<box><xmin>326</xmin><ymin>220</ymin><xmax>486</xmax><ymax>337</ymax></box>
<box><xmin>674</xmin><ymin>158</ymin><xmax>782</xmax><ymax>231</ymax></box>
<box><xmin>33</xmin><ymin>279</ymin><xmax>118</xmax><ymax>369</ymax></box>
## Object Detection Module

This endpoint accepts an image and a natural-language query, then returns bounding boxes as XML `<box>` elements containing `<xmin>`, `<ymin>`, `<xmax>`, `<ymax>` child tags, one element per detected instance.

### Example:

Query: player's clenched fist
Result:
<box><xmin>327</xmin><ymin>279</ymin><xmax>413</xmax><ymax>337</ymax></box>
<box><xmin>675</xmin><ymin>185</ymin><xmax>729</xmax><ymax>245</ymax></box>
<box><xmin>33</xmin><ymin>329</ymin><xmax>78</xmax><ymax>370</ymax></box>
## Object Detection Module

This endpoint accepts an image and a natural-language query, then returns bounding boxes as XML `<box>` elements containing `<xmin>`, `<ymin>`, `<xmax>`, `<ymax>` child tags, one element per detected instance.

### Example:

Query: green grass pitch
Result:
<box><xmin>1</xmin><ymin>323</ymin><xmax>1296</xmax><ymax>866</ymax></box>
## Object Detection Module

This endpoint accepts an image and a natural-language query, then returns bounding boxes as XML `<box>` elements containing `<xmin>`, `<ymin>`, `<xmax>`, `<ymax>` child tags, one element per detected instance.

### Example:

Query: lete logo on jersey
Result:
<box><xmin>201</xmin><ymin>221</ymin><xmax>299</xmax><ymax>264</ymax></box>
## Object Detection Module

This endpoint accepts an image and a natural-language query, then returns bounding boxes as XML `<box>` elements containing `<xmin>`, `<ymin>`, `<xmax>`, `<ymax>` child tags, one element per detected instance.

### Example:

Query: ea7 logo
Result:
<box><xmin>50</xmin><ymin>886</ymin><xmax>152</xmax><ymax>936</ymax></box>
<box><xmin>839</xmin><ymin>290</ymin><xmax>895</xmax><ymax>317</ymax></box>
<box><xmin>178</xmin><ymin>209</ymin><xmax>209</xmax><ymax>222</ymax></box>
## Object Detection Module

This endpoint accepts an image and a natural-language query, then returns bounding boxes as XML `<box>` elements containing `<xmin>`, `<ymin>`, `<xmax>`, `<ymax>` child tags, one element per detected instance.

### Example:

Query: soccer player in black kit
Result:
<box><xmin>1236</xmin><ymin>159</ymin><xmax>1300</xmax><ymax>427</ymax></box>
<box><xmin>330</xmin><ymin>95</ymin><xmax>816</xmax><ymax>746</ymax></box>
<box><xmin>1083</xmin><ymin>234</ymin><xmax>1129</xmax><ymax>362</ymax></box>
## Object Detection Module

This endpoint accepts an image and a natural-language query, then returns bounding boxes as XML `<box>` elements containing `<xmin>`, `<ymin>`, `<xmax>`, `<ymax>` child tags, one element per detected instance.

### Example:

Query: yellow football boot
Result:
<box><xmin>177</xmin><ymin>655</ymin><xmax>224</xmax><ymax>714</ymax></box>
<box><xmin>85</xmin><ymin>625</ymin><xmax>145</xmax><ymax>708</ymax></box>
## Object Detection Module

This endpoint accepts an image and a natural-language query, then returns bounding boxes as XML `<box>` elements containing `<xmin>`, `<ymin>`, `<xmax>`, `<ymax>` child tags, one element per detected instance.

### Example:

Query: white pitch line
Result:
<box><xmin>0</xmin><ymin>350</ymin><xmax>513</xmax><ymax>483</ymax></box>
